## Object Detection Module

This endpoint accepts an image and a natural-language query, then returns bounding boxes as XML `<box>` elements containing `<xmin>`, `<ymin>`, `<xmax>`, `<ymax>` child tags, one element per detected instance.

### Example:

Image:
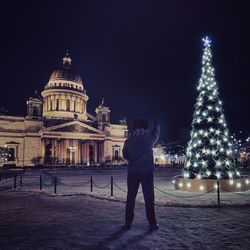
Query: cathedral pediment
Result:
<box><xmin>53</xmin><ymin>124</ymin><xmax>97</xmax><ymax>133</ymax></box>
<box><xmin>41</xmin><ymin>120</ymin><xmax>103</xmax><ymax>135</ymax></box>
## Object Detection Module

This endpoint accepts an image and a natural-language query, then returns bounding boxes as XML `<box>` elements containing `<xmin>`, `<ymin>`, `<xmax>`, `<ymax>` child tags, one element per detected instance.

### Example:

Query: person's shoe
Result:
<box><xmin>149</xmin><ymin>223</ymin><xmax>159</xmax><ymax>231</ymax></box>
<box><xmin>123</xmin><ymin>223</ymin><xmax>131</xmax><ymax>230</ymax></box>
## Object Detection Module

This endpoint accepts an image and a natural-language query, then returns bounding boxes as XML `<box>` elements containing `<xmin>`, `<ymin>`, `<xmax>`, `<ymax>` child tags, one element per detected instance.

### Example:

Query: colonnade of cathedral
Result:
<box><xmin>43</xmin><ymin>94</ymin><xmax>87</xmax><ymax>114</ymax></box>
<box><xmin>42</xmin><ymin>138</ymin><xmax>105</xmax><ymax>165</ymax></box>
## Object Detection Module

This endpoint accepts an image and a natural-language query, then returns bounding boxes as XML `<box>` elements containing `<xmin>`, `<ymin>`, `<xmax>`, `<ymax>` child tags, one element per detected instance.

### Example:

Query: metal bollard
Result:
<box><xmin>14</xmin><ymin>175</ymin><xmax>17</xmax><ymax>190</ymax></box>
<box><xmin>111</xmin><ymin>176</ymin><xmax>113</xmax><ymax>197</ymax></box>
<box><xmin>217</xmin><ymin>180</ymin><xmax>220</xmax><ymax>207</ymax></box>
<box><xmin>54</xmin><ymin>177</ymin><xmax>57</xmax><ymax>193</ymax></box>
<box><xmin>90</xmin><ymin>176</ymin><xmax>93</xmax><ymax>192</ymax></box>
<box><xmin>40</xmin><ymin>175</ymin><xmax>43</xmax><ymax>190</ymax></box>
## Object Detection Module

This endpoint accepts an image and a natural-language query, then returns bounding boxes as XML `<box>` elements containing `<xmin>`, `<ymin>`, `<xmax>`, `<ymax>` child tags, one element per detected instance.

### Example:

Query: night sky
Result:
<box><xmin>1</xmin><ymin>1</ymin><xmax>249</xmax><ymax>142</ymax></box>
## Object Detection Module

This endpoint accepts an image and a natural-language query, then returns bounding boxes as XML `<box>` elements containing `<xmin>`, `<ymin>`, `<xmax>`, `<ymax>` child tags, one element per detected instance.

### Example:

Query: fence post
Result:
<box><xmin>90</xmin><ymin>176</ymin><xmax>93</xmax><ymax>192</ymax></box>
<box><xmin>20</xmin><ymin>174</ymin><xmax>23</xmax><ymax>187</ymax></box>
<box><xmin>111</xmin><ymin>176</ymin><xmax>113</xmax><ymax>197</ymax></box>
<box><xmin>217</xmin><ymin>180</ymin><xmax>220</xmax><ymax>207</ymax></box>
<box><xmin>14</xmin><ymin>175</ymin><xmax>17</xmax><ymax>190</ymax></box>
<box><xmin>54</xmin><ymin>176</ymin><xmax>57</xmax><ymax>193</ymax></box>
<box><xmin>40</xmin><ymin>175</ymin><xmax>43</xmax><ymax>190</ymax></box>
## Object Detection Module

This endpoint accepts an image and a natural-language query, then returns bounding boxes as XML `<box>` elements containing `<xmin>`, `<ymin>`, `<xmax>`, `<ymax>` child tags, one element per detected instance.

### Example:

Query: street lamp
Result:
<box><xmin>68</xmin><ymin>146</ymin><xmax>76</xmax><ymax>152</ymax></box>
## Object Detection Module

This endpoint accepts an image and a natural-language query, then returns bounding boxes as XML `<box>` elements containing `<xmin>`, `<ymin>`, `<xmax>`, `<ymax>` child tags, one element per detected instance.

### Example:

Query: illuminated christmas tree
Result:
<box><xmin>183</xmin><ymin>36</ymin><xmax>239</xmax><ymax>180</ymax></box>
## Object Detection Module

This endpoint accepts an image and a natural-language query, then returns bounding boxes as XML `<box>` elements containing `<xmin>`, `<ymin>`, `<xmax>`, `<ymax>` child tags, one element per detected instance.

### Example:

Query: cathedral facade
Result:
<box><xmin>0</xmin><ymin>54</ymin><xmax>127</xmax><ymax>167</ymax></box>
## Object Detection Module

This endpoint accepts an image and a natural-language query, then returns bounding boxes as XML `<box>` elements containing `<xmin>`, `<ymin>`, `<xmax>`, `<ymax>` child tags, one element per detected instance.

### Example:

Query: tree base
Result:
<box><xmin>174</xmin><ymin>176</ymin><xmax>250</xmax><ymax>192</ymax></box>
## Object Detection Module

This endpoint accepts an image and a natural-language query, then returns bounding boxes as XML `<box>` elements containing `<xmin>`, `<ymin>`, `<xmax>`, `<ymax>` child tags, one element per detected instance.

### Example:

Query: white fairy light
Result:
<box><xmin>236</xmin><ymin>182</ymin><xmax>241</xmax><ymax>188</ymax></box>
<box><xmin>178</xmin><ymin>182</ymin><xmax>183</xmax><ymax>187</ymax></box>
<box><xmin>187</xmin><ymin>183</ymin><xmax>191</xmax><ymax>188</ymax></box>
<box><xmin>216</xmin><ymin>172</ymin><xmax>221</xmax><ymax>179</ymax></box>
<box><xmin>216</xmin><ymin>161</ymin><xmax>221</xmax><ymax>167</ymax></box>
<box><xmin>210</xmin><ymin>139</ymin><xmax>215</xmax><ymax>144</ymax></box>
<box><xmin>215</xmin><ymin>129</ymin><xmax>220</xmax><ymax>135</ymax></box>
<box><xmin>197</xmin><ymin>174</ymin><xmax>202</xmax><ymax>179</ymax></box>
<box><xmin>199</xmin><ymin>129</ymin><xmax>204</xmax><ymax>135</ymax></box>
<box><xmin>228</xmin><ymin>171</ymin><xmax>233</xmax><ymax>178</ymax></box>
<box><xmin>206</xmin><ymin>170</ymin><xmax>211</xmax><ymax>176</ymax></box>
<box><xmin>202</xmin><ymin>148</ymin><xmax>207</xmax><ymax>154</ymax></box>
<box><xmin>209</xmin><ymin>128</ymin><xmax>214</xmax><ymax>133</ymax></box>
<box><xmin>207</xmin><ymin>117</ymin><xmax>213</xmax><ymax>122</ymax></box>
<box><xmin>216</xmin><ymin>140</ymin><xmax>221</xmax><ymax>145</ymax></box>
<box><xmin>245</xmin><ymin>179</ymin><xmax>249</xmax><ymax>185</ymax></box>
<box><xmin>201</xmin><ymin>160</ymin><xmax>207</xmax><ymax>167</ymax></box>
<box><xmin>211</xmin><ymin>150</ymin><xmax>216</xmax><ymax>156</ymax></box>
<box><xmin>202</xmin><ymin>111</ymin><xmax>208</xmax><ymax>117</ymax></box>
<box><xmin>172</xmin><ymin>180</ymin><xmax>175</xmax><ymax>184</ymax></box>
<box><xmin>199</xmin><ymin>185</ymin><xmax>205</xmax><ymax>191</ymax></box>
<box><xmin>229</xmin><ymin>180</ymin><xmax>234</xmax><ymax>185</ymax></box>
<box><xmin>236</xmin><ymin>171</ymin><xmax>240</xmax><ymax>176</ymax></box>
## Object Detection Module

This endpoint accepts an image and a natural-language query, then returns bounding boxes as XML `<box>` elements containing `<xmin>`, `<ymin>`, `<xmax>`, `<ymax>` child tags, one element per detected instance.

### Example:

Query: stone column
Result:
<box><xmin>94</xmin><ymin>142</ymin><xmax>98</xmax><ymax>163</ymax></box>
<box><xmin>85</xmin><ymin>141</ymin><xmax>89</xmax><ymax>164</ymax></box>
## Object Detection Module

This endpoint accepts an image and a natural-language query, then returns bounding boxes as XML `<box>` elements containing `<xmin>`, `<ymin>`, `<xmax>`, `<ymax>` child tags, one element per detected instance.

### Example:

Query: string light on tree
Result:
<box><xmin>182</xmin><ymin>36</ymin><xmax>238</xmax><ymax>180</ymax></box>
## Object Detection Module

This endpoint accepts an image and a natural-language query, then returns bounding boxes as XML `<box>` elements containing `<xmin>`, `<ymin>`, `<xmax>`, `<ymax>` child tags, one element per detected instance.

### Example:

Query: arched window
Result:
<box><xmin>33</xmin><ymin>107</ymin><xmax>38</xmax><ymax>116</ymax></box>
<box><xmin>114</xmin><ymin>150</ymin><xmax>119</xmax><ymax>160</ymax></box>
<box><xmin>66</xmin><ymin>99</ymin><xmax>70</xmax><ymax>111</ymax></box>
<box><xmin>8</xmin><ymin>148</ymin><xmax>15</xmax><ymax>161</ymax></box>
<box><xmin>56</xmin><ymin>99</ymin><xmax>59</xmax><ymax>111</ymax></box>
<box><xmin>50</xmin><ymin>99</ymin><xmax>53</xmax><ymax>111</ymax></box>
<box><xmin>102</xmin><ymin>114</ymin><xmax>106</xmax><ymax>122</ymax></box>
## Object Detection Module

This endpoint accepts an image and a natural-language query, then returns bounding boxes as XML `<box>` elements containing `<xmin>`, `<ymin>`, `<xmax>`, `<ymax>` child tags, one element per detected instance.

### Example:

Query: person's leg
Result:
<box><xmin>140</xmin><ymin>172</ymin><xmax>157</xmax><ymax>226</ymax></box>
<box><xmin>125</xmin><ymin>173</ymin><xmax>140</xmax><ymax>226</ymax></box>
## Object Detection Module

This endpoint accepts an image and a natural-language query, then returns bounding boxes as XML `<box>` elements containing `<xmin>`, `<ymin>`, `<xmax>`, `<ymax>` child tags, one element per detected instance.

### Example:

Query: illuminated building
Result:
<box><xmin>0</xmin><ymin>53</ymin><xmax>127</xmax><ymax>166</ymax></box>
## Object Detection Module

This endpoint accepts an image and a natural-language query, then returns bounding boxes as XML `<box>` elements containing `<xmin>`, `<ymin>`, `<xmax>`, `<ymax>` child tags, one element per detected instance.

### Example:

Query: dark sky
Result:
<box><xmin>0</xmin><ymin>0</ymin><xmax>249</xmax><ymax>142</ymax></box>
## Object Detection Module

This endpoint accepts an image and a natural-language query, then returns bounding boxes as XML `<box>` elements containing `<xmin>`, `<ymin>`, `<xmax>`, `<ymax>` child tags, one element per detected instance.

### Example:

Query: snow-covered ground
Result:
<box><xmin>0</xmin><ymin>168</ymin><xmax>250</xmax><ymax>249</ymax></box>
<box><xmin>0</xmin><ymin>191</ymin><xmax>250</xmax><ymax>250</ymax></box>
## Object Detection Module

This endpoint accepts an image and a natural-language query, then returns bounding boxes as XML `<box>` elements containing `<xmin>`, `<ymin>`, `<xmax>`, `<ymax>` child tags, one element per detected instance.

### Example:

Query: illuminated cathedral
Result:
<box><xmin>0</xmin><ymin>53</ymin><xmax>127</xmax><ymax>167</ymax></box>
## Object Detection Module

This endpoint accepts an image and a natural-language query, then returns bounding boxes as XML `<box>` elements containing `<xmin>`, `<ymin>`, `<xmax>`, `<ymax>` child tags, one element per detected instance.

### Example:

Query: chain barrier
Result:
<box><xmin>113</xmin><ymin>182</ymin><xmax>143</xmax><ymax>194</ymax></box>
<box><xmin>220</xmin><ymin>188</ymin><xmax>250</xmax><ymax>196</ymax></box>
<box><xmin>92</xmin><ymin>180</ymin><xmax>111</xmax><ymax>189</ymax></box>
<box><xmin>154</xmin><ymin>186</ymin><xmax>216</xmax><ymax>198</ymax></box>
<box><xmin>113</xmin><ymin>182</ymin><xmax>127</xmax><ymax>193</ymax></box>
<box><xmin>3</xmin><ymin>171</ymin><xmax>250</xmax><ymax>206</ymax></box>
<box><xmin>58</xmin><ymin>178</ymin><xmax>90</xmax><ymax>187</ymax></box>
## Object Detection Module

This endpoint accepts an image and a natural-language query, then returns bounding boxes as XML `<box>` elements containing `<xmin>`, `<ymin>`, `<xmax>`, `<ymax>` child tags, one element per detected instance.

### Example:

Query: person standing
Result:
<box><xmin>122</xmin><ymin>119</ymin><xmax>160</xmax><ymax>230</ymax></box>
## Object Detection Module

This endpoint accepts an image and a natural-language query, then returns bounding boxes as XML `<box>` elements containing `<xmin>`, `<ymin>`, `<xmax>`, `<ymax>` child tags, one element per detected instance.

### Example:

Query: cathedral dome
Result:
<box><xmin>45</xmin><ymin>52</ymin><xmax>85</xmax><ymax>93</ymax></box>
<box><xmin>49</xmin><ymin>68</ymin><xmax>82</xmax><ymax>84</ymax></box>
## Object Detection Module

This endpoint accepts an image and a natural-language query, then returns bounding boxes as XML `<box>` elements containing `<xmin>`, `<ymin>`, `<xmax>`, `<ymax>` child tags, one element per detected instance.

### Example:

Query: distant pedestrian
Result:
<box><xmin>122</xmin><ymin>119</ymin><xmax>160</xmax><ymax>231</ymax></box>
